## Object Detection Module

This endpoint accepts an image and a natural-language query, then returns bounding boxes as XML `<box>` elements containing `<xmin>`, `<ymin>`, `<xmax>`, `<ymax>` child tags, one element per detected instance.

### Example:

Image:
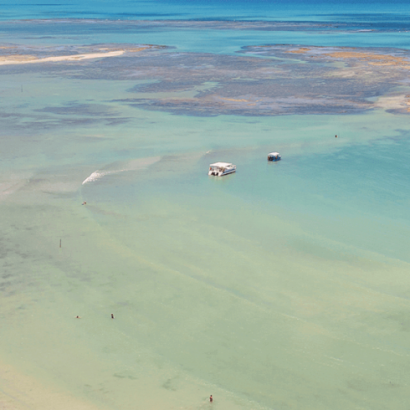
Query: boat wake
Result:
<box><xmin>82</xmin><ymin>157</ymin><xmax>160</xmax><ymax>185</ymax></box>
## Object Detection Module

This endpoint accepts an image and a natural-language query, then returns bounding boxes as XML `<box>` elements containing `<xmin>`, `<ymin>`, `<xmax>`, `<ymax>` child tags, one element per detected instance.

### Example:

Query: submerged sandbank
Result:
<box><xmin>0</xmin><ymin>46</ymin><xmax>155</xmax><ymax>66</ymax></box>
<box><xmin>0</xmin><ymin>360</ymin><xmax>100</xmax><ymax>410</ymax></box>
<box><xmin>0</xmin><ymin>50</ymin><xmax>125</xmax><ymax>65</ymax></box>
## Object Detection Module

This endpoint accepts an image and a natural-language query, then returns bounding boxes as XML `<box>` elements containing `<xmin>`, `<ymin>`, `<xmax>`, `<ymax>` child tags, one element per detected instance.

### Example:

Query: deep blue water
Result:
<box><xmin>2</xmin><ymin>0</ymin><xmax>410</xmax><ymax>24</ymax></box>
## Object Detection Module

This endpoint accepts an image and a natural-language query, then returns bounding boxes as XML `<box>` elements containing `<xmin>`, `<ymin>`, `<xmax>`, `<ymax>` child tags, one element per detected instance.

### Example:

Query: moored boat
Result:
<box><xmin>208</xmin><ymin>162</ymin><xmax>236</xmax><ymax>176</ymax></box>
<box><xmin>267</xmin><ymin>152</ymin><xmax>281</xmax><ymax>161</ymax></box>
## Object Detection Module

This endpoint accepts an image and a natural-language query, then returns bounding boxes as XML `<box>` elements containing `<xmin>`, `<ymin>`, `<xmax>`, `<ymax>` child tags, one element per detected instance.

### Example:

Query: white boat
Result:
<box><xmin>208</xmin><ymin>162</ymin><xmax>236</xmax><ymax>176</ymax></box>
<box><xmin>267</xmin><ymin>152</ymin><xmax>281</xmax><ymax>161</ymax></box>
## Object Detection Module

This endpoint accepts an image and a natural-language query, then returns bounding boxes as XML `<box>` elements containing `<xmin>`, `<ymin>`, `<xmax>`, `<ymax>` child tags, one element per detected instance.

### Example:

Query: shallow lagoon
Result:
<box><xmin>1</xmin><ymin>16</ymin><xmax>410</xmax><ymax>410</ymax></box>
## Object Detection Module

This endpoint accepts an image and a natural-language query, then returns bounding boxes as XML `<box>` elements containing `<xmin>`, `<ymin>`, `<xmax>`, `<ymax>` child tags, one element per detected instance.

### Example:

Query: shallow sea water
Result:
<box><xmin>1</xmin><ymin>5</ymin><xmax>410</xmax><ymax>410</ymax></box>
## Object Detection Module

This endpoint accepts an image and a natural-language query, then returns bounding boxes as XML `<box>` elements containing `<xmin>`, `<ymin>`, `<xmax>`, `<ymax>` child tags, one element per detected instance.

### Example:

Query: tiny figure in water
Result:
<box><xmin>210</xmin><ymin>395</ymin><xmax>213</xmax><ymax>403</ymax></box>
<box><xmin>76</xmin><ymin>316</ymin><xmax>81</xmax><ymax>319</ymax></box>
<box><xmin>111</xmin><ymin>313</ymin><xmax>114</xmax><ymax>319</ymax></box>
<box><xmin>335</xmin><ymin>135</ymin><xmax>338</xmax><ymax>138</ymax></box>
<box><xmin>82</xmin><ymin>201</ymin><xmax>87</xmax><ymax>205</ymax></box>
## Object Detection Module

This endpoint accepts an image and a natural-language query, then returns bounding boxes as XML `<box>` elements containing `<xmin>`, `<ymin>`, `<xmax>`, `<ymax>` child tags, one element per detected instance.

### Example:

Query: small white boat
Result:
<box><xmin>208</xmin><ymin>162</ymin><xmax>236</xmax><ymax>176</ymax></box>
<box><xmin>267</xmin><ymin>152</ymin><xmax>281</xmax><ymax>161</ymax></box>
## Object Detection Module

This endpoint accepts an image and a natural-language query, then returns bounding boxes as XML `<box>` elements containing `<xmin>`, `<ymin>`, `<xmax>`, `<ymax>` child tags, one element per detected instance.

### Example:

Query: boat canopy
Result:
<box><xmin>268</xmin><ymin>152</ymin><xmax>280</xmax><ymax>157</ymax></box>
<box><xmin>209</xmin><ymin>162</ymin><xmax>233</xmax><ymax>168</ymax></box>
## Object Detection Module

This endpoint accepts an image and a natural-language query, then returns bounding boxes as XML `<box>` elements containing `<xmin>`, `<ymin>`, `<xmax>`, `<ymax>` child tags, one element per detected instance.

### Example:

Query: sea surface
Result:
<box><xmin>2</xmin><ymin>0</ymin><xmax>410</xmax><ymax>22</ymax></box>
<box><xmin>1</xmin><ymin>2</ymin><xmax>410</xmax><ymax>410</ymax></box>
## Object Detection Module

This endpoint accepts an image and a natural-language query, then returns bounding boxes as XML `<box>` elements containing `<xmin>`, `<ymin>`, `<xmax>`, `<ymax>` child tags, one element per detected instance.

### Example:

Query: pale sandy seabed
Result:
<box><xmin>0</xmin><ymin>360</ymin><xmax>100</xmax><ymax>410</ymax></box>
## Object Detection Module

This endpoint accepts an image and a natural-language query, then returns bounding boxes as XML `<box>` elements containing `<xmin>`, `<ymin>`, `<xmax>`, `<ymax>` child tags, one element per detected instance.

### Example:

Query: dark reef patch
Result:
<box><xmin>1</xmin><ymin>43</ymin><xmax>410</xmax><ymax>119</ymax></box>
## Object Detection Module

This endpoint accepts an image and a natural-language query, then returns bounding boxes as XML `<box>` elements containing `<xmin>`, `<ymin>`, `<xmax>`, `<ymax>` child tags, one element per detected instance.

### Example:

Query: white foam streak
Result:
<box><xmin>82</xmin><ymin>156</ymin><xmax>161</xmax><ymax>185</ymax></box>
<box><xmin>82</xmin><ymin>170</ymin><xmax>116</xmax><ymax>184</ymax></box>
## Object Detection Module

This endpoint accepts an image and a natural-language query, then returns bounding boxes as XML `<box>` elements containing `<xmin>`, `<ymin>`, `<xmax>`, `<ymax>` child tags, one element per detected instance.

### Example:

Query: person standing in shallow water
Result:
<box><xmin>111</xmin><ymin>313</ymin><xmax>114</xmax><ymax>319</ymax></box>
<box><xmin>210</xmin><ymin>395</ymin><xmax>213</xmax><ymax>403</ymax></box>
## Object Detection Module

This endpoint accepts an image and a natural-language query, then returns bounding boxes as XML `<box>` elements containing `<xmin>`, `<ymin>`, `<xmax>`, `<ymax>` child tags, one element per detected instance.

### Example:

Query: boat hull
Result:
<box><xmin>221</xmin><ymin>169</ymin><xmax>236</xmax><ymax>176</ymax></box>
<box><xmin>208</xmin><ymin>168</ymin><xmax>236</xmax><ymax>176</ymax></box>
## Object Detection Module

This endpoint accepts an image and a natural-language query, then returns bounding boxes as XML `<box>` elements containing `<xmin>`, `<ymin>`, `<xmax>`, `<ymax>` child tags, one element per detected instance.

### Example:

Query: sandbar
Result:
<box><xmin>0</xmin><ymin>46</ymin><xmax>152</xmax><ymax>66</ymax></box>
<box><xmin>0</xmin><ymin>50</ymin><xmax>125</xmax><ymax>65</ymax></box>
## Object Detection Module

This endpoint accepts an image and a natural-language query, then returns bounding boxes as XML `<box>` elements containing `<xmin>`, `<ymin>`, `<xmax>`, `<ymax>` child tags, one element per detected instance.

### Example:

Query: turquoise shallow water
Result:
<box><xmin>1</xmin><ymin>8</ymin><xmax>410</xmax><ymax>410</ymax></box>
<box><xmin>5</xmin><ymin>20</ymin><xmax>410</xmax><ymax>54</ymax></box>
